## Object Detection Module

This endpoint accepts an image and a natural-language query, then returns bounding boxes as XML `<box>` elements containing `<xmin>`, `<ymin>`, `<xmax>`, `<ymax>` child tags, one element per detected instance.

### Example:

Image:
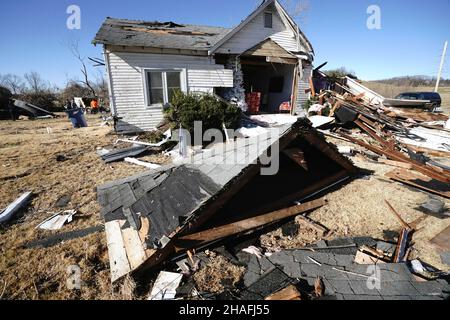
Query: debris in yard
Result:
<box><xmin>23</xmin><ymin>225</ymin><xmax>104</xmax><ymax>249</ymax></box>
<box><xmin>56</xmin><ymin>155</ymin><xmax>69</xmax><ymax>162</ymax></box>
<box><xmin>97</xmin><ymin>119</ymin><xmax>358</xmax><ymax>282</ymax></box>
<box><xmin>308</xmin><ymin>115</ymin><xmax>334</xmax><ymax>129</ymax></box>
<box><xmin>419</xmin><ymin>197</ymin><xmax>448</xmax><ymax>218</ymax></box>
<box><xmin>54</xmin><ymin>195</ymin><xmax>71</xmax><ymax>208</ymax></box>
<box><xmin>242</xmin><ymin>246</ymin><xmax>263</xmax><ymax>259</ymax></box>
<box><xmin>101</xmin><ymin>145</ymin><xmax>148</xmax><ymax>163</ymax></box>
<box><xmin>314</xmin><ymin>277</ymin><xmax>324</xmax><ymax>298</ymax></box>
<box><xmin>12</xmin><ymin>99</ymin><xmax>56</xmax><ymax>119</ymax></box>
<box><xmin>337</xmin><ymin>146</ymin><xmax>354</xmax><ymax>156</ymax></box>
<box><xmin>148</xmin><ymin>271</ymin><xmax>183</xmax><ymax>300</ymax></box>
<box><xmin>0</xmin><ymin>192</ymin><xmax>32</xmax><ymax>224</ymax></box>
<box><xmin>124</xmin><ymin>157</ymin><xmax>161</xmax><ymax>169</ymax></box>
<box><xmin>265</xmin><ymin>284</ymin><xmax>302</xmax><ymax>300</ymax></box>
<box><xmin>36</xmin><ymin>210</ymin><xmax>77</xmax><ymax>231</ymax></box>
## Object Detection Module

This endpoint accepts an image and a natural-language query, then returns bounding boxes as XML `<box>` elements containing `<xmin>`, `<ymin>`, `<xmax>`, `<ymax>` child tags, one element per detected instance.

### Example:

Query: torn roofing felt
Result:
<box><xmin>97</xmin><ymin>118</ymin><xmax>358</xmax><ymax>282</ymax></box>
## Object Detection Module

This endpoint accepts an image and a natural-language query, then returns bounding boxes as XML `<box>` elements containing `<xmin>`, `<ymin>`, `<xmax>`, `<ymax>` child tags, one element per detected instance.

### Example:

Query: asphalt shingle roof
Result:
<box><xmin>93</xmin><ymin>17</ymin><xmax>231</xmax><ymax>51</ymax></box>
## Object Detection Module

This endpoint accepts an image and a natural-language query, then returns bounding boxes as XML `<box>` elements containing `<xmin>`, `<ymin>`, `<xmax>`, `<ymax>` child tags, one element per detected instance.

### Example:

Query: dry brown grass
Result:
<box><xmin>0</xmin><ymin>114</ymin><xmax>168</xmax><ymax>300</ymax></box>
<box><xmin>193</xmin><ymin>252</ymin><xmax>245</xmax><ymax>294</ymax></box>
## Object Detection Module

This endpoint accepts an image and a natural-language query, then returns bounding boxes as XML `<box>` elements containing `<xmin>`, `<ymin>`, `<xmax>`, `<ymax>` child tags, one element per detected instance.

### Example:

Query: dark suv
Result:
<box><xmin>395</xmin><ymin>92</ymin><xmax>442</xmax><ymax>111</ymax></box>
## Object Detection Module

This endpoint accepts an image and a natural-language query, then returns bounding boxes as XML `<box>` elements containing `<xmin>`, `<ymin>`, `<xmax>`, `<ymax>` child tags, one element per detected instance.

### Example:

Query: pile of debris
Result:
<box><xmin>307</xmin><ymin>75</ymin><xmax>450</xmax><ymax>200</ymax></box>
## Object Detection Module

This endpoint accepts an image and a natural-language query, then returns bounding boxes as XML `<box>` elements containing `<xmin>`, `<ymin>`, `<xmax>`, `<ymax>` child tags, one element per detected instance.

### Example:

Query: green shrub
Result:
<box><xmin>165</xmin><ymin>91</ymin><xmax>242</xmax><ymax>135</ymax></box>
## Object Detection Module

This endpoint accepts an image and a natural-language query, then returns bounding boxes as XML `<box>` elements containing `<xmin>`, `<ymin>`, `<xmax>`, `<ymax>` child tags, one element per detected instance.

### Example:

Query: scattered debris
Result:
<box><xmin>148</xmin><ymin>271</ymin><xmax>183</xmax><ymax>300</ymax></box>
<box><xmin>23</xmin><ymin>225</ymin><xmax>104</xmax><ymax>249</ymax></box>
<box><xmin>0</xmin><ymin>192</ymin><xmax>32</xmax><ymax>224</ymax></box>
<box><xmin>101</xmin><ymin>145</ymin><xmax>148</xmax><ymax>163</ymax></box>
<box><xmin>265</xmin><ymin>284</ymin><xmax>302</xmax><ymax>300</ymax></box>
<box><xmin>124</xmin><ymin>157</ymin><xmax>161</xmax><ymax>169</ymax></box>
<box><xmin>54</xmin><ymin>195</ymin><xmax>71</xmax><ymax>208</ymax></box>
<box><xmin>36</xmin><ymin>210</ymin><xmax>76</xmax><ymax>231</ymax></box>
<box><xmin>419</xmin><ymin>197</ymin><xmax>448</xmax><ymax>218</ymax></box>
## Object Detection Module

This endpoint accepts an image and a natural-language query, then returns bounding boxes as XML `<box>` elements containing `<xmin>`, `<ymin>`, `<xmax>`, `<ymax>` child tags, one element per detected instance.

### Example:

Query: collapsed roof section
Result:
<box><xmin>97</xmin><ymin>118</ymin><xmax>358</xmax><ymax>282</ymax></box>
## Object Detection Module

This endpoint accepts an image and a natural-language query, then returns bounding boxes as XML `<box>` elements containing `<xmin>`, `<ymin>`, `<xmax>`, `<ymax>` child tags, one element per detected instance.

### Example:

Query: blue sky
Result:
<box><xmin>0</xmin><ymin>0</ymin><xmax>449</xmax><ymax>87</ymax></box>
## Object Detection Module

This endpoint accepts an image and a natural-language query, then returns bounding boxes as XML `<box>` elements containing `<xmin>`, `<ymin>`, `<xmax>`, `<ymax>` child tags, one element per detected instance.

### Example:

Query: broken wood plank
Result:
<box><xmin>282</xmin><ymin>148</ymin><xmax>308</xmax><ymax>170</ymax></box>
<box><xmin>386</xmin><ymin>169</ymin><xmax>450</xmax><ymax>200</ymax></box>
<box><xmin>309</xmin><ymin>77</ymin><xmax>316</xmax><ymax>97</ymax></box>
<box><xmin>105</xmin><ymin>220</ymin><xmax>131</xmax><ymax>282</ymax></box>
<box><xmin>354</xmin><ymin>251</ymin><xmax>386</xmax><ymax>265</ymax></box>
<box><xmin>265</xmin><ymin>285</ymin><xmax>301</xmax><ymax>300</ymax></box>
<box><xmin>385</xmin><ymin>200</ymin><xmax>412</xmax><ymax>230</ymax></box>
<box><xmin>393</xmin><ymin>228</ymin><xmax>412</xmax><ymax>263</ymax></box>
<box><xmin>0</xmin><ymin>192</ymin><xmax>32</xmax><ymax>224</ymax></box>
<box><xmin>377</xmin><ymin>158</ymin><xmax>413</xmax><ymax>170</ymax></box>
<box><xmin>121</xmin><ymin>227</ymin><xmax>147</xmax><ymax>270</ymax></box>
<box><xmin>340</xmin><ymin>132</ymin><xmax>450</xmax><ymax>183</ymax></box>
<box><xmin>178</xmin><ymin>198</ymin><xmax>326</xmax><ymax>244</ymax></box>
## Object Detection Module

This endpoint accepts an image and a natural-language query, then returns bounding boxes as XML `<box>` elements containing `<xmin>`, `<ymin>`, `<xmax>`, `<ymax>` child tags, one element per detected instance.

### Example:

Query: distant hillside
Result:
<box><xmin>373</xmin><ymin>75</ymin><xmax>450</xmax><ymax>87</ymax></box>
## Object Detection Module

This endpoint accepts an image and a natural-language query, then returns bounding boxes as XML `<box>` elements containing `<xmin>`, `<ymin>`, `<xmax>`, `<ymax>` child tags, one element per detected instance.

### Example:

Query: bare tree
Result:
<box><xmin>24</xmin><ymin>71</ymin><xmax>47</xmax><ymax>93</ymax></box>
<box><xmin>0</xmin><ymin>74</ymin><xmax>26</xmax><ymax>95</ymax></box>
<box><xmin>67</xmin><ymin>40</ymin><xmax>97</xmax><ymax>97</ymax></box>
<box><xmin>281</xmin><ymin>0</ymin><xmax>310</xmax><ymax>25</ymax></box>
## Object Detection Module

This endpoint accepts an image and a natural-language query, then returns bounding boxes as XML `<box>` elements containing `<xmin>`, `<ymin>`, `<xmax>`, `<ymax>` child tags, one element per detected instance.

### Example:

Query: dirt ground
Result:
<box><xmin>0</xmin><ymin>114</ymin><xmax>169</xmax><ymax>300</ymax></box>
<box><xmin>1</xmin><ymin>112</ymin><xmax>449</xmax><ymax>300</ymax></box>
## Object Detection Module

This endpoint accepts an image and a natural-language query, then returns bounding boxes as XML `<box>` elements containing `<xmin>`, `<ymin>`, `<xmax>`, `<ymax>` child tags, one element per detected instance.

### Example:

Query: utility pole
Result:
<box><xmin>435</xmin><ymin>40</ymin><xmax>448</xmax><ymax>92</ymax></box>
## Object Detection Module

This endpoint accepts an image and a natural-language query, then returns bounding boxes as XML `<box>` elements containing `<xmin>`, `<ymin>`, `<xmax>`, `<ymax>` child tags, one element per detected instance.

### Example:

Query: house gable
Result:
<box><xmin>212</xmin><ymin>1</ymin><xmax>300</xmax><ymax>55</ymax></box>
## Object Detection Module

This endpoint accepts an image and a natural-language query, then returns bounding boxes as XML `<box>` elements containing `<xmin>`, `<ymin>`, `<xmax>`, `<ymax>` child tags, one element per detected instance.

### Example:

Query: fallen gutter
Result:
<box><xmin>0</xmin><ymin>192</ymin><xmax>32</xmax><ymax>224</ymax></box>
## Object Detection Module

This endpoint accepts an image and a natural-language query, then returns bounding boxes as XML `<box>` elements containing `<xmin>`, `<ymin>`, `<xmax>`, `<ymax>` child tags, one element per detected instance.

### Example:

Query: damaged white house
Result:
<box><xmin>93</xmin><ymin>0</ymin><xmax>314</xmax><ymax>133</ymax></box>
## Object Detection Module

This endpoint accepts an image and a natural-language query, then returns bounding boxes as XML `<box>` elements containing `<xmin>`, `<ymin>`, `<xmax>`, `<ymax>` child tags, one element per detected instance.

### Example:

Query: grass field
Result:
<box><xmin>363</xmin><ymin>82</ymin><xmax>450</xmax><ymax>115</ymax></box>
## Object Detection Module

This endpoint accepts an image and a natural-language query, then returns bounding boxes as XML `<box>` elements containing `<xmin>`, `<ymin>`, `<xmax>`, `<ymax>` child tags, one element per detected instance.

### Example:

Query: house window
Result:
<box><xmin>264</xmin><ymin>12</ymin><xmax>273</xmax><ymax>28</ymax></box>
<box><xmin>145</xmin><ymin>70</ymin><xmax>182</xmax><ymax>106</ymax></box>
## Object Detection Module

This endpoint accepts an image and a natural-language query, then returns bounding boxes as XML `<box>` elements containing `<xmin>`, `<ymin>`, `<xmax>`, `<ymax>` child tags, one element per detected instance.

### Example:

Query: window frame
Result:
<box><xmin>142</xmin><ymin>68</ymin><xmax>187</xmax><ymax>108</ymax></box>
<box><xmin>264</xmin><ymin>11</ymin><xmax>273</xmax><ymax>28</ymax></box>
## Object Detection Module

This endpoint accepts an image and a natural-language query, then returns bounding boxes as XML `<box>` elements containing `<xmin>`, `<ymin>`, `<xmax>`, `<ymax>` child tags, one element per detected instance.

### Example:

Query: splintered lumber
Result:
<box><xmin>283</xmin><ymin>148</ymin><xmax>308</xmax><ymax>170</ymax></box>
<box><xmin>385</xmin><ymin>200</ymin><xmax>412</xmax><ymax>230</ymax></box>
<box><xmin>178</xmin><ymin>198</ymin><xmax>326</xmax><ymax>243</ymax></box>
<box><xmin>265</xmin><ymin>285</ymin><xmax>301</xmax><ymax>300</ymax></box>
<box><xmin>0</xmin><ymin>192</ymin><xmax>32</xmax><ymax>224</ymax></box>
<box><xmin>309</xmin><ymin>77</ymin><xmax>316</xmax><ymax>96</ymax></box>
<box><xmin>394</xmin><ymin>228</ymin><xmax>412</xmax><ymax>263</ymax></box>
<box><xmin>386</xmin><ymin>169</ymin><xmax>450</xmax><ymax>200</ymax></box>
<box><xmin>339</xmin><ymin>132</ymin><xmax>450</xmax><ymax>183</ymax></box>
<box><xmin>377</xmin><ymin>158</ymin><xmax>413</xmax><ymax>170</ymax></box>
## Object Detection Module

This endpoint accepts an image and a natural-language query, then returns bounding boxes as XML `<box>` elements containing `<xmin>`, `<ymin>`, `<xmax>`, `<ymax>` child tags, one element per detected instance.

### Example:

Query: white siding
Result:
<box><xmin>296</xmin><ymin>64</ymin><xmax>312</xmax><ymax>114</ymax></box>
<box><xmin>107</xmin><ymin>51</ymin><xmax>226</xmax><ymax>132</ymax></box>
<box><xmin>188</xmin><ymin>69</ymin><xmax>233</xmax><ymax>88</ymax></box>
<box><xmin>216</xmin><ymin>5</ymin><xmax>298</xmax><ymax>54</ymax></box>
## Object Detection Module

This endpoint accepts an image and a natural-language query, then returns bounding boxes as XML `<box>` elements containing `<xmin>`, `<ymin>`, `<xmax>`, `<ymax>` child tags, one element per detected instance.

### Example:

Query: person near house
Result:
<box><xmin>90</xmin><ymin>98</ymin><xmax>99</xmax><ymax>114</ymax></box>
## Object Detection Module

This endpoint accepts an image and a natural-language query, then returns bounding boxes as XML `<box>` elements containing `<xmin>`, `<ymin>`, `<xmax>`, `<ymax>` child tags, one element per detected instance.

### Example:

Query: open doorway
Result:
<box><xmin>241</xmin><ymin>57</ymin><xmax>295</xmax><ymax>113</ymax></box>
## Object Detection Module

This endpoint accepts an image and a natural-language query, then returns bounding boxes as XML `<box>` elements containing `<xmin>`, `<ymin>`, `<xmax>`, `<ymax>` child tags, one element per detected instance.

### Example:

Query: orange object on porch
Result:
<box><xmin>279</xmin><ymin>101</ymin><xmax>291</xmax><ymax>112</ymax></box>
<box><xmin>246</xmin><ymin>92</ymin><xmax>261</xmax><ymax>114</ymax></box>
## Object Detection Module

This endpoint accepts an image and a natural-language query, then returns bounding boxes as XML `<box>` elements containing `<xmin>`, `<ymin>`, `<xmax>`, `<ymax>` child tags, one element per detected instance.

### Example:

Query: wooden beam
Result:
<box><xmin>266</xmin><ymin>56</ymin><xmax>297</xmax><ymax>65</ymax></box>
<box><xmin>265</xmin><ymin>285</ymin><xmax>301</xmax><ymax>300</ymax></box>
<box><xmin>177</xmin><ymin>198</ymin><xmax>326</xmax><ymax>244</ymax></box>
<box><xmin>385</xmin><ymin>200</ymin><xmax>412</xmax><ymax>230</ymax></box>
<box><xmin>283</xmin><ymin>148</ymin><xmax>308</xmax><ymax>170</ymax></box>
